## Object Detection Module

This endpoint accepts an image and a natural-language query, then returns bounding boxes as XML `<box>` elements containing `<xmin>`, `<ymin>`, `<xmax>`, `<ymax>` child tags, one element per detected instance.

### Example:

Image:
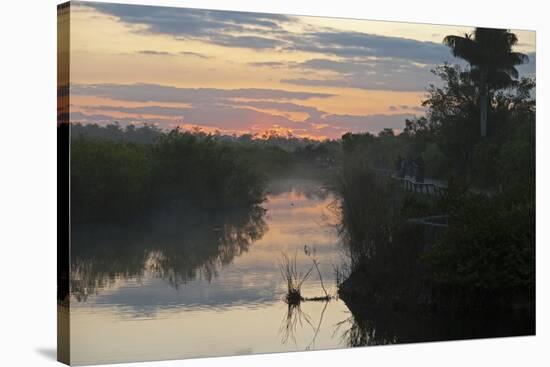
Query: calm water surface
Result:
<box><xmin>70</xmin><ymin>179</ymin><xmax>351</xmax><ymax>365</ymax></box>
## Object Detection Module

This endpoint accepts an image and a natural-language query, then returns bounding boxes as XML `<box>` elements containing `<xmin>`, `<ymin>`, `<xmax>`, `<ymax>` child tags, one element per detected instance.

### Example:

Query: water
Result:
<box><xmin>69</xmin><ymin>179</ymin><xmax>352</xmax><ymax>365</ymax></box>
<box><xmin>66</xmin><ymin>178</ymin><xmax>534</xmax><ymax>365</ymax></box>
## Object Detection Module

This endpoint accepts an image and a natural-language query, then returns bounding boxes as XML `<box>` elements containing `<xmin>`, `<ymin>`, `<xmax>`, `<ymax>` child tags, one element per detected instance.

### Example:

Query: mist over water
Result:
<box><xmin>70</xmin><ymin>179</ymin><xmax>352</xmax><ymax>364</ymax></box>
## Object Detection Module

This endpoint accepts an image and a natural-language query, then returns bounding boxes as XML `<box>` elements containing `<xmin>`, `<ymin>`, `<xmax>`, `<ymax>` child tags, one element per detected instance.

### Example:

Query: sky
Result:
<box><xmin>66</xmin><ymin>1</ymin><xmax>536</xmax><ymax>140</ymax></box>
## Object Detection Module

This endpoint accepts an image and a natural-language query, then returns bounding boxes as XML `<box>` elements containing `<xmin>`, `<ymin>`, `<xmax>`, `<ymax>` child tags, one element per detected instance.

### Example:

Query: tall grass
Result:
<box><xmin>279</xmin><ymin>247</ymin><xmax>333</xmax><ymax>305</ymax></box>
<box><xmin>279</xmin><ymin>252</ymin><xmax>313</xmax><ymax>305</ymax></box>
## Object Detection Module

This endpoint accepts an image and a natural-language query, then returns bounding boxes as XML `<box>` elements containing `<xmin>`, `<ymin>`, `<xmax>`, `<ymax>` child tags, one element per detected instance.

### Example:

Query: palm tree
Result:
<box><xmin>443</xmin><ymin>28</ymin><xmax>528</xmax><ymax>137</ymax></box>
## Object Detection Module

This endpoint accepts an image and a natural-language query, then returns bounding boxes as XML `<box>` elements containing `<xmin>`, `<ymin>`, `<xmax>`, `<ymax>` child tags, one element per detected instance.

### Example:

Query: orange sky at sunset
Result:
<box><xmin>65</xmin><ymin>1</ymin><xmax>536</xmax><ymax>139</ymax></box>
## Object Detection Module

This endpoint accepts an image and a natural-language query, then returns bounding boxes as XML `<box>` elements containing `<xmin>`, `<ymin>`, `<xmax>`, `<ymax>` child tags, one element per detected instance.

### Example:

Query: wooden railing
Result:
<box><xmin>371</xmin><ymin>168</ymin><xmax>450</xmax><ymax>228</ymax></box>
<box><xmin>372</xmin><ymin>168</ymin><xmax>447</xmax><ymax>198</ymax></box>
<box><xmin>395</xmin><ymin>177</ymin><xmax>447</xmax><ymax>197</ymax></box>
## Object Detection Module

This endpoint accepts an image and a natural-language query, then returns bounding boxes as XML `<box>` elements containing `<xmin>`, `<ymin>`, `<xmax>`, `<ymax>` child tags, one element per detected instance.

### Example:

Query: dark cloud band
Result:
<box><xmin>71</xmin><ymin>83</ymin><xmax>334</xmax><ymax>103</ymax></box>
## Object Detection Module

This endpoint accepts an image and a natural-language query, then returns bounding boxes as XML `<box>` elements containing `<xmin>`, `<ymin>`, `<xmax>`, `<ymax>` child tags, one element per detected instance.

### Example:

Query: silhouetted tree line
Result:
<box><xmin>72</xmin><ymin>122</ymin><xmax>164</xmax><ymax>144</ymax></box>
<box><xmin>341</xmin><ymin>68</ymin><xmax>534</xmax><ymax>189</ymax></box>
<box><xmin>71</xmin><ymin>127</ymin><xmax>267</xmax><ymax>223</ymax></box>
<box><xmin>70</xmin><ymin>123</ymin><xmax>341</xmax><ymax>223</ymax></box>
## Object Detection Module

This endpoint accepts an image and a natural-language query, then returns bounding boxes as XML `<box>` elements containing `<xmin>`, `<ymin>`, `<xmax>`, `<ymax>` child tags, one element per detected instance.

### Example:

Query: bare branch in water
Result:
<box><xmin>306</xmin><ymin>300</ymin><xmax>329</xmax><ymax>350</ymax></box>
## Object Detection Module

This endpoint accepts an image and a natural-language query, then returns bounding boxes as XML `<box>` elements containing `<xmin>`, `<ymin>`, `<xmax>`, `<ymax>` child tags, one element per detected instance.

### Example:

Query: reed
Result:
<box><xmin>279</xmin><ymin>252</ymin><xmax>313</xmax><ymax>305</ymax></box>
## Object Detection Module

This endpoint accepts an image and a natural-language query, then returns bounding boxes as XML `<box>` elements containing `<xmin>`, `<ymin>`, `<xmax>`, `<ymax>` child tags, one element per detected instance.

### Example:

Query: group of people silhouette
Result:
<box><xmin>395</xmin><ymin>155</ymin><xmax>425</xmax><ymax>183</ymax></box>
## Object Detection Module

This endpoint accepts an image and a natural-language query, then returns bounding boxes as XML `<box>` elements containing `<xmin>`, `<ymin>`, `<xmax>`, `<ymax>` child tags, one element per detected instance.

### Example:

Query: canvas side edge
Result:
<box><xmin>57</xmin><ymin>1</ymin><xmax>71</xmax><ymax>365</ymax></box>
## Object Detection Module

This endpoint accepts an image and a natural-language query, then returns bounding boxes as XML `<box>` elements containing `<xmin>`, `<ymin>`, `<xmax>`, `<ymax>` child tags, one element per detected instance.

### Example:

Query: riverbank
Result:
<box><xmin>338</xmin><ymin>285</ymin><xmax>535</xmax><ymax>346</ymax></box>
<box><xmin>335</xmin><ymin>159</ymin><xmax>535</xmax><ymax>319</ymax></box>
<box><xmin>338</xmin><ymin>245</ymin><xmax>535</xmax><ymax>342</ymax></box>
<box><xmin>337</xmin><ymin>262</ymin><xmax>432</xmax><ymax>312</ymax></box>
<box><xmin>338</xmin><ymin>263</ymin><xmax>535</xmax><ymax>314</ymax></box>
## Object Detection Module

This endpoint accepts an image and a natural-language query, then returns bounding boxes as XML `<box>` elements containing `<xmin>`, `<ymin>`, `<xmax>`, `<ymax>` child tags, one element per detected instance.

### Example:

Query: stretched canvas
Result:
<box><xmin>58</xmin><ymin>1</ymin><xmax>536</xmax><ymax>365</ymax></box>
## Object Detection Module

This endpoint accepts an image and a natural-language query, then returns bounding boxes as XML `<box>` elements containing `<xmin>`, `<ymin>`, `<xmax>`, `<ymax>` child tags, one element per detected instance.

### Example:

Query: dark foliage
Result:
<box><xmin>71</xmin><ymin>127</ymin><xmax>266</xmax><ymax>223</ymax></box>
<box><xmin>336</xmin><ymin>29</ymin><xmax>534</xmax><ymax>313</ymax></box>
<box><xmin>427</xmin><ymin>183</ymin><xmax>535</xmax><ymax>308</ymax></box>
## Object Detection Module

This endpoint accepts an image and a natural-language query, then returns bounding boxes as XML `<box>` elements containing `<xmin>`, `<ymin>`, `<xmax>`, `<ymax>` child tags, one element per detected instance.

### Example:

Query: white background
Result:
<box><xmin>0</xmin><ymin>0</ymin><xmax>547</xmax><ymax>365</ymax></box>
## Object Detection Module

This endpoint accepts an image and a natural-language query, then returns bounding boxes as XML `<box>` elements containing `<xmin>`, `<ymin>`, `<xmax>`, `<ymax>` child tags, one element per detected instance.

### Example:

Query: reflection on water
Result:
<box><xmin>68</xmin><ymin>178</ymin><xmax>535</xmax><ymax>365</ymax></box>
<box><xmin>68</xmin><ymin>178</ymin><xmax>533</xmax><ymax>365</ymax></box>
<box><xmin>70</xmin><ymin>179</ymin><xmax>352</xmax><ymax>365</ymax></box>
<box><xmin>336</xmin><ymin>304</ymin><xmax>534</xmax><ymax>347</ymax></box>
<box><xmin>280</xmin><ymin>300</ymin><xmax>331</xmax><ymax>350</ymax></box>
<box><xmin>71</xmin><ymin>205</ymin><xmax>266</xmax><ymax>302</ymax></box>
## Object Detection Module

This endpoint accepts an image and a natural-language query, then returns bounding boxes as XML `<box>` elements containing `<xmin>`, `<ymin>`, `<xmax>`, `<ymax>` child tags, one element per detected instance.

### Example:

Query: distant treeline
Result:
<box><xmin>68</xmin><ymin>123</ymin><xmax>341</xmax><ymax>223</ymax></box>
<box><xmin>71</xmin><ymin>122</ymin><xmax>338</xmax><ymax>152</ymax></box>
<box><xmin>70</xmin><ymin>127</ymin><xmax>265</xmax><ymax>223</ymax></box>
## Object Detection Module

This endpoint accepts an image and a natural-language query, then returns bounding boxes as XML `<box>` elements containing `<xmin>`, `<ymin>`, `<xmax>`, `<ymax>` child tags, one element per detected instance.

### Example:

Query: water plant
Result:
<box><xmin>279</xmin><ymin>251</ymin><xmax>313</xmax><ymax>305</ymax></box>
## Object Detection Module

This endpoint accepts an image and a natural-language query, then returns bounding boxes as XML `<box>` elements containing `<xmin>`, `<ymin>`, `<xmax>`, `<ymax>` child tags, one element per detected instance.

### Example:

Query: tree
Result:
<box><xmin>443</xmin><ymin>28</ymin><xmax>528</xmax><ymax>137</ymax></box>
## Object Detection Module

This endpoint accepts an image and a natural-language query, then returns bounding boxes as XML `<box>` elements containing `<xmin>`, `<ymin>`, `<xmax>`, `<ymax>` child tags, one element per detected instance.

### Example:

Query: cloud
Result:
<box><xmin>69</xmin><ymin>111</ymin><xmax>178</xmax><ymax>126</ymax></box>
<box><xmin>286</xmin><ymin>31</ymin><xmax>451</xmax><ymax>64</ymax></box>
<box><xmin>283</xmin><ymin>57</ymin><xmax>437</xmax><ymax>91</ymax></box>
<box><xmin>74</xmin><ymin>104</ymin><xmax>299</xmax><ymax>132</ymax></box>
<box><xmin>283</xmin><ymin>49</ymin><xmax>534</xmax><ymax>92</ymax></box>
<box><xmin>85</xmin><ymin>2</ymin><xmax>293</xmax><ymax>41</ymax></box>
<box><xmin>83</xmin><ymin>1</ymin><xmax>535</xmax><ymax>94</ymax></box>
<box><xmin>230</xmin><ymin>100</ymin><xmax>324</xmax><ymax>119</ymax></box>
<box><xmin>388</xmin><ymin>105</ymin><xmax>426</xmax><ymax>112</ymax></box>
<box><xmin>282</xmin><ymin>76</ymin><xmax>426</xmax><ymax>92</ymax></box>
<box><xmin>137</xmin><ymin>50</ymin><xmax>175</xmax><ymax>56</ymax></box>
<box><xmin>71</xmin><ymin>83</ymin><xmax>334</xmax><ymax>103</ymax></box>
<box><xmin>72</xmin><ymin>83</ymin><xmax>422</xmax><ymax>137</ymax></box>
<box><xmin>134</xmin><ymin>50</ymin><xmax>212</xmax><ymax>58</ymax></box>
<box><xmin>70</xmin><ymin>82</ymin><xmax>330</xmax><ymax>132</ymax></box>
<box><xmin>206</xmin><ymin>35</ymin><xmax>286</xmax><ymax>49</ymax></box>
<box><xmin>87</xmin><ymin>1</ymin><xmax>539</xmax><ymax>95</ymax></box>
<box><xmin>85</xmin><ymin>101</ymin><xmax>324</xmax><ymax>120</ymax></box>
<box><xmin>78</xmin><ymin>2</ymin><xmax>299</xmax><ymax>57</ymax></box>
<box><xmin>80</xmin><ymin>102</ymin><xmax>321</xmax><ymax>131</ymax></box>
<box><xmin>85</xmin><ymin>100</ymin><xmax>325</xmax><ymax>124</ymax></box>
<box><xmin>73</xmin><ymin>105</ymin><xmax>416</xmax><ymax>138</ymax></box>
<box><xmin>85</xmin><ymin>105</ymin><xmax>188</xmax><ymax>117</ymax></box>
<box><xmin>83</xmin><ymin>1</ymin><xmax>450</xmax><ymax>65</ymax></box>
<box><xmin>248</xmin><ymin>61</ymin><xmax>289</xmax><ymax>68</ymax></box>
<box><xmin>178</xmin><ymin>105</ymin><xmax>297</xmax><ymax>130</ymax></box>
<box><xmin>306</xmin><ymin>113</ymin><xmax>416</xmax><ymax>132</ymax></box>
<box><xmin>179</xmin><ymin>51</ymin><xmax>211</xmax><ymax>59</ymax></box>
<box><xmin>71</xmin><ymin>83</ymin><xmax>346</xmax><ymax>135</ymax></box>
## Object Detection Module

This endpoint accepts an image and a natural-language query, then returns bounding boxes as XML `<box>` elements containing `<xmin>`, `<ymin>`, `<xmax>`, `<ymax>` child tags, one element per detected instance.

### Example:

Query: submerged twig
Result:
<box><xmin>306</xmin><ymin>300</ymin><xmax>329</xmax><ymax>350</ymax></box>
<box><xmin>312</xmin><ymin>258</ymin><xmax>329</xmax><ymax>298</ymax></box>
<box><xmin>304</xmin><ymin>244</ymin><xmax>332</xmax><ymax>301</ymax></box>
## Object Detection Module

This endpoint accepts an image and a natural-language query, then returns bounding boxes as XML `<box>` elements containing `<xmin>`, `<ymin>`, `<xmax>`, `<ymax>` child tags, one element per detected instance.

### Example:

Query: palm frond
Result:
<box><xmin>445</xmin><ymin>28</ymin><xmax>528</xmax><ymax>86</ymax></box>
<box><xmin>498</xmin><ymin>65</ymin><xmax>520</xmax><ymax>79</ymax></box>
<box><xmin>443</xmin><ymin>34</ymin><xmax>479</xmax><ymax>64</ymax></box>
<box><xmin>506</xmin><ymin>52</ymin><xmax>529</xmax><ymax>66</ymax></box>
<box><xmin>502</xmin><ymin>31</ymin><xmax>519</xmax><ymax>47</ymax></box>
<box><xmin>487</xmin><ymin>71</ymin><xmax>514</xmax><ymax>89</ymax></box>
